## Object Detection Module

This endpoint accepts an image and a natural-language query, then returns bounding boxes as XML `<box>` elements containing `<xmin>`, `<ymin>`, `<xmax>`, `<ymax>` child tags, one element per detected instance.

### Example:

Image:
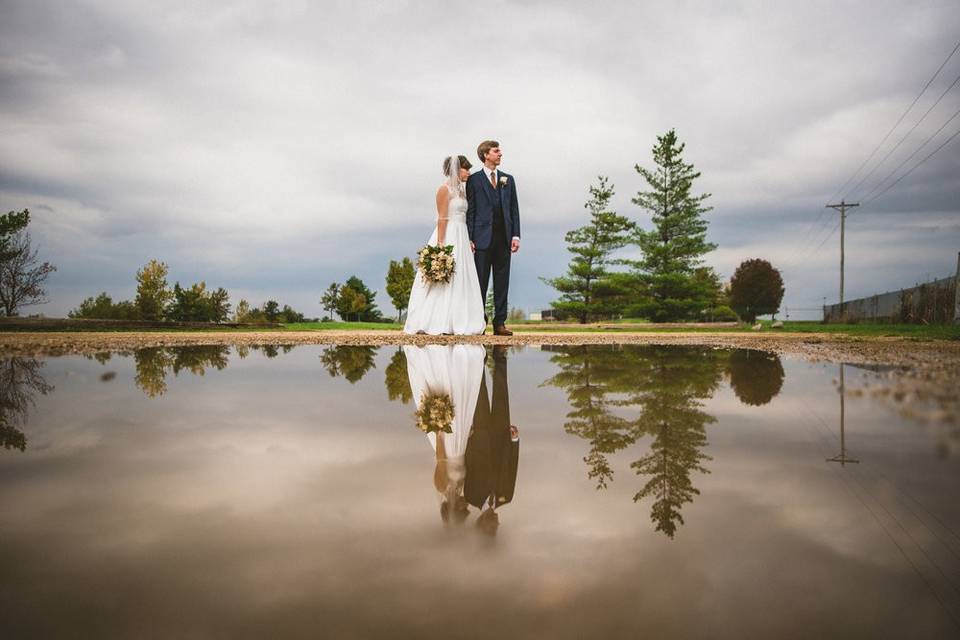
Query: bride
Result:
<box><xmin>403</xmin><ymin>155</ymin><xmax>486</xmax><ymax>335</ymax></box>
<box><xmin>403</xmin><ymin>344</ymin><xmax>485</xmax><ymax>524</ymax></box>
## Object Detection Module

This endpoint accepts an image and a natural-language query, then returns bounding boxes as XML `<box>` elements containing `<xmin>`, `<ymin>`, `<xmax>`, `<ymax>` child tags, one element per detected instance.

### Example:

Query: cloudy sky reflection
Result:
<box><xmin>0</xmin><ymin>345</ymin><xmax>958</xmax><ymax>637</ymax></box>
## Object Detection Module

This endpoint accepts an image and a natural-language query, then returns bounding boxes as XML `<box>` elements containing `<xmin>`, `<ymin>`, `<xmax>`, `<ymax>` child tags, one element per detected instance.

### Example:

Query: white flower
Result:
<box><xmin>499</xmin><ymin>176</ymin><xmax>508</xmax><ymax>185</ymax></box>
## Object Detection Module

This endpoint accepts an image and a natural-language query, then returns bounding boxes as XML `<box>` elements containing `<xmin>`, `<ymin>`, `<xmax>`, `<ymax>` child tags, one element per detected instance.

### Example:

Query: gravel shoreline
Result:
<box><xmin>0</xmin><ymin>329</ymin><xmax>956</xmax><ymax>365</ymax></box>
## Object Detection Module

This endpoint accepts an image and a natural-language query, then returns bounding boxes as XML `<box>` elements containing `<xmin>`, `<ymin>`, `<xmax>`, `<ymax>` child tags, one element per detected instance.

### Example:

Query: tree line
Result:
<box><xmin>320</xmin><ymin>275</ymin><xmax>389</xmax><ymax>322</ymax></box>
<box><xmin>70</xmin><ymin>259</ymin><xmax>308</xmax><ymax>324</ymax></box>
<box><xmin>543</xmin><ymin>130</ymin><xmax>784</xmax><ymax>323</ymax></box>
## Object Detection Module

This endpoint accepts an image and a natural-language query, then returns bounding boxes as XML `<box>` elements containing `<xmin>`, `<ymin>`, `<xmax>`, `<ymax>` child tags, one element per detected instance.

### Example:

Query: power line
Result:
<box><xmin>781</xmin><ymin>40</ymin><xmax>960</xmax><ymax>276</ymax></box>
<box><xmin>811</xmin><ymin>218</ymin><xmax>842</xmax><ymax>254</ymax></box>
<box><xmin>846</xmin><ymin>70</ymin><xmax>960</xmax><ymax>201</ymax></box>
<box><xmin>779</xmin><ymin>221</ymin><xmax>840</xmax><ymax>277</ymax></box>
<box><xmin>865</xmin><ymin>124</ymin><xmax>960</xmax><ymax>204</ymax></box>
<box><xmin>779</xmin><ymin>214</ymin><xmax>839</xmax><ymax>269</ymax></box>
<box><xmin>826</xmin><ymin>38</ymin><xmax>960</xmax><ymax>205</ymax></box>
<box><xmin>781</xmin><ymin>216</ymin><xmax>843</xmax><ymax>271</ymax></box>
<box><xmin>860</xmin><ymin>105</ymin><xmax>960</xmax><ymax>203</ymax></box>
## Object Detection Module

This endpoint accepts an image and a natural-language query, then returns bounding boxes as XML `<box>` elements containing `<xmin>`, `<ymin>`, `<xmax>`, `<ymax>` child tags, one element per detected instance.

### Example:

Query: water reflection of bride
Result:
<box><xmin>403</xmin><ymin>345</ymin><xmax>485</xmax><ymax>524</ymax></box>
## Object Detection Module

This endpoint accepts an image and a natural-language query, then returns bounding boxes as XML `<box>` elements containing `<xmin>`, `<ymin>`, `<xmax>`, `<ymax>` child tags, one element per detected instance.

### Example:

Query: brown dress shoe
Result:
<box><xmin>493</xmin><ymin>325</ymin><xmax>513</xmax><ymax>336</ymax></box>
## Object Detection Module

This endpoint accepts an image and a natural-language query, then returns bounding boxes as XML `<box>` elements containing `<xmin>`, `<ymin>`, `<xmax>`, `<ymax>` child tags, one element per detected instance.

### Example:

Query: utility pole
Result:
<box><xmin>954</xmin><ymin>252</ymin><xmax>960</xmax><ymax>325</ymax></box>
<box><xmin>827</xmin><ymin>364</ymin><xmax>859</xmax><ymax>466</ymax></box>
<box><xmin>826</xmin><ymin>201</ymin><xmax>859</xmax><ymax>322</ymax></box>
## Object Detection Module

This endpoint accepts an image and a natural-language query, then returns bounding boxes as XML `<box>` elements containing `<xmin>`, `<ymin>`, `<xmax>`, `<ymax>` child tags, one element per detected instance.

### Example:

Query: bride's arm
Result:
<box><xmin>435</xmin><ymin>186</ymin><xmax>449</xmax><ymax>246</ymax></box>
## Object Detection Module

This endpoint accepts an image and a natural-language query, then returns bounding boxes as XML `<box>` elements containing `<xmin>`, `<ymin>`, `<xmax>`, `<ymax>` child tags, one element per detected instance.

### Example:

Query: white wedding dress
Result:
<box><xmin>403</xmin><ymin>187</ymin><xmax>486</xmax><ymax>335</ymax></box>
<box><xmin>404</xmin><ymin>345</ymin><xmax>485</xmax><ymax>461</ymax></box>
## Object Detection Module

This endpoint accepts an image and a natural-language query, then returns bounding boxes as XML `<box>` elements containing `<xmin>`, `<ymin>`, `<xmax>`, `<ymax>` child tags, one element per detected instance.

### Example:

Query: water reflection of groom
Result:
<box><xmin>465</xmin><ymin>346</ymin><xmax>519</xmax><ymax>533</ymax></box>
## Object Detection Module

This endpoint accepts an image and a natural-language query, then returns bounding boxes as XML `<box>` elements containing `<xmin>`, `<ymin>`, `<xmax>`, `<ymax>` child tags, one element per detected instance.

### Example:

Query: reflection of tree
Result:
<box><xmin>261</xmin><ymin>345</ymin><xmax>280</xmax><ymax>359</ymax></box>
<box><xmin>629</xmin><ymin>346</ymin><xmax>722</xmax><ymax>537</ymax></box>
<box><xmin>85</xmin><ymin>352</ymin><xmax>112</xmax><ymax>365</ymax></box>
<box><xmin>727</xmin><ymin>349</ymin><xmax>784</xmax><ymax>406</ymax></box>
<box><xmin>319</xmin><ymin>346</ymin><xmax>377</xmax><ymax>384</ymax></box>
<box><xmin>134</xmin><ymin>346</ymin><xmax>230</xmax><ymax>398</ymax></box>
<box><xmin>0</xmin><ymin>357</ymin><xmax>53</xmax><ymax>451</ymax></box>
<box><xmin>135</xmin><ymin>348</ymin><xmax>172</xmax><ymax>397</ymax></box>
<box><xmin>544</xmin><ymin>345</ymin><xmax>724</xmax><ymax>538</ymax></box>
<box><xmin>384</xmin><ymin>348</ymin><xmax>412</xmax><ymax>403</ymax></box>
<box><xmin>246</xmin><ymin>344</ymin><xmax>295</xmax><ymax>359</ymax></box>
<box><xmin>542</xmin><ymin>345</ymin><xmax>640</xmax><ymax>489</ymax></box>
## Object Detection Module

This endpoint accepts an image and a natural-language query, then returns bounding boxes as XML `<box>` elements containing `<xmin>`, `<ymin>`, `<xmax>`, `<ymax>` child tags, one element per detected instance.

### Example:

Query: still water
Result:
<box><xmin>1</xmin><ymin>344</ymin><xmax>958</xmax><ymax>639</ymax></box>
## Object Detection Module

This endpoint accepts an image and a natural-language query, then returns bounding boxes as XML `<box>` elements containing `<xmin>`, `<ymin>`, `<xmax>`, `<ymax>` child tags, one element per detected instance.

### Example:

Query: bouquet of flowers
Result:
<box><xmin>417</xmin><ymin>244</ymin><xmax>456</xmax><ymax>284</ymax></box>
<box><xmin>415</xmin><ymin>391</ymin><xmax>455</xmax><ymax>434</ymax></box>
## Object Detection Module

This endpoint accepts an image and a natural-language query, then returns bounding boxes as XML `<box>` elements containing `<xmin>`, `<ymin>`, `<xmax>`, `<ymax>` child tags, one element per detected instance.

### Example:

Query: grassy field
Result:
<box><xmin>281</xmin><ymin>319</ymin><xmax>958</xmax><ymax>339</ymax></box>
<box><xmin>282</xmin><ymin>321</ymin><xmax>403</xmax><ymax>331</ymax></box>
<box><xmin>755</xmin><ymin>320</ymin><xmax>960</xmax><ymax>339</ymax></box>
<box><xmin>2</xmin><ymin>319</ymin><xmax>956</xmax><ymax>340</ymax></box>
<box><xmin>485</xmin><ymin>320</ymin><xmax>956</xmax><ymax>339</ymax></box>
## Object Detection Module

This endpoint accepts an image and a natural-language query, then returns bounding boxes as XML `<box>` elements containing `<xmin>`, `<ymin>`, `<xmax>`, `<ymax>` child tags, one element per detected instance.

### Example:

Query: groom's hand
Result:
<box><xmin>470</xmin><ymin>241</ymin><xmax>476</xmax><ymax>253</ymax></box>
<box><xmin>511</xmin><ymin>238</ymin><xmax>520</xmax><ymax>253</ymax></box>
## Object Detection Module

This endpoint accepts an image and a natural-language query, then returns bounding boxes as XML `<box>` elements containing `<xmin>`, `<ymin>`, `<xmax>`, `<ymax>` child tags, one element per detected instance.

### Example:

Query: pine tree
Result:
<box><xmin>543</xmin><ymin>177</ymin><xmax>635</xmax><ymax>323</ymax></box>
<box><xmin>631</xmin><ymin>130</ymin><xmax>717</xmax><ymax>321</ymax></box>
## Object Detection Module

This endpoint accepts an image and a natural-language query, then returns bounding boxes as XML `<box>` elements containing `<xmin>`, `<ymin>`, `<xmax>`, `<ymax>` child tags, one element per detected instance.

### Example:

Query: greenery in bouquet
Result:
<box><xmin>415</xmin><ymin>391</ymin><xmax>455</xmax><ymax>434</ymax></box>
<box><xmin>417</xmin><ymin>244</ymin><xmax>456</xmax><ymax>284</ymax></box>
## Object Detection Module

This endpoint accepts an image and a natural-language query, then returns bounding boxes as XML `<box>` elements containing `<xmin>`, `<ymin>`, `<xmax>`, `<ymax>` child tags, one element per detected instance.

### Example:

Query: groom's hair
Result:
<box><xmin>477</xmin><ymin>140</ymin><xmax>500</xmax><ymax>162</ymax></box>
<box><xmin>442</xmin><ymin>155</ymin><xmax>472</xmax><ymax>176</ymax></box>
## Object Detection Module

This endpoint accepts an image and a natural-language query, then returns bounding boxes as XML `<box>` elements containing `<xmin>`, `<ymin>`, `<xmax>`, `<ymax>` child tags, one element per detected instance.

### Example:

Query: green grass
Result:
<box><xmin>757</xmin><ymin>320</ymin><xmax>960</xmax><ymax>340</ymax></box>
<box><xmin>4</xmin><ymin>318</ymin><xmax>956</xmax><ymax>340</ymax></box>
<box><xmin>281</xmin><ymin>321</ymin><xmax>403</xmax><ymax>331</ymax></box>
<box><xmin>506</xmin><ymin>319</ymin><xmax>959</xmax><ymax>339</ymax></box>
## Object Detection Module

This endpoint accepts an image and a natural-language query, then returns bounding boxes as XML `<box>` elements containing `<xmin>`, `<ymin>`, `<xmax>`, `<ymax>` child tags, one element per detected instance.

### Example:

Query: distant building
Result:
<box><xmin>529</xmin><ymin>312</ymin><xmax>542</xmax><ymax>321</ymax></box>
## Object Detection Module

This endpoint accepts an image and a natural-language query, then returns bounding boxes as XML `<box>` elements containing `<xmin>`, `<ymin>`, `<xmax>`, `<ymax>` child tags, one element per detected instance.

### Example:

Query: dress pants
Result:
<box><xmin>474</xmin><ymin>221</ymin><xmax>511</xmax><ymax>327</ymax></box>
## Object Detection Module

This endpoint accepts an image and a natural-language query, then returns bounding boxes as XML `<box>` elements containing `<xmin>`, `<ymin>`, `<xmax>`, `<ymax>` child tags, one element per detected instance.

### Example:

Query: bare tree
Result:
<box><xmin>0</xmin><ymin>231</ymin><xmax>56</xmax><ymax>316</ymax></box>
<box><xmin>0</xmin><ymin>357</ymin><xmax>53</xmax><ymax>451</ymax></box>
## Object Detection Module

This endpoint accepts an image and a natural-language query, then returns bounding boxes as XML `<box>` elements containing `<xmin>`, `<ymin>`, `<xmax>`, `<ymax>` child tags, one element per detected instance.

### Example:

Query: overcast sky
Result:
<box><xmin>1</xmin><ymin>0</ymin><xmax>958</xmax><ymax>320</ymax></box>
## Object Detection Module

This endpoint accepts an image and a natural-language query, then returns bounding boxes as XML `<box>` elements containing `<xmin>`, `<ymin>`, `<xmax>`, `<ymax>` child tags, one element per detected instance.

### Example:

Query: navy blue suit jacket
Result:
<box><xmin>466</xmin><ymin>170</ymin><xmax>520</xmax><ymax>250</ymax></box>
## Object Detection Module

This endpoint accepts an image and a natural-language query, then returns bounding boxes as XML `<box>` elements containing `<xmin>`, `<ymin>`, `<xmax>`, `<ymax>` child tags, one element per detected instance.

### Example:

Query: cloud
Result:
<box><xmin>1</xmin><ymin>0</ymin><xmax>958</xmax><ymax>318</ymax></box>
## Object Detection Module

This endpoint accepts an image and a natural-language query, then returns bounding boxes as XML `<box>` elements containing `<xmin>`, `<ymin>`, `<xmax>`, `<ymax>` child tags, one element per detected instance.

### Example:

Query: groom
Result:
<box><xmin>465</xmin><ymin>345</ymin><xmax>520</xmax><ymax>534</ymax></box>
<box><xmin>466</xmin><ymin>140</ymin><xmax>520</xmax><ymax>336</ymax></box>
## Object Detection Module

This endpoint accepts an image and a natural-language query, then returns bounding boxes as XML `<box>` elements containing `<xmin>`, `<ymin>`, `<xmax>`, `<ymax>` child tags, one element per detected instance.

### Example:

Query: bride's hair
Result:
<box><xmin>442</xmin><ymin>155</ymin><xmax>472</xmax><ymax>176</ymax></box>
